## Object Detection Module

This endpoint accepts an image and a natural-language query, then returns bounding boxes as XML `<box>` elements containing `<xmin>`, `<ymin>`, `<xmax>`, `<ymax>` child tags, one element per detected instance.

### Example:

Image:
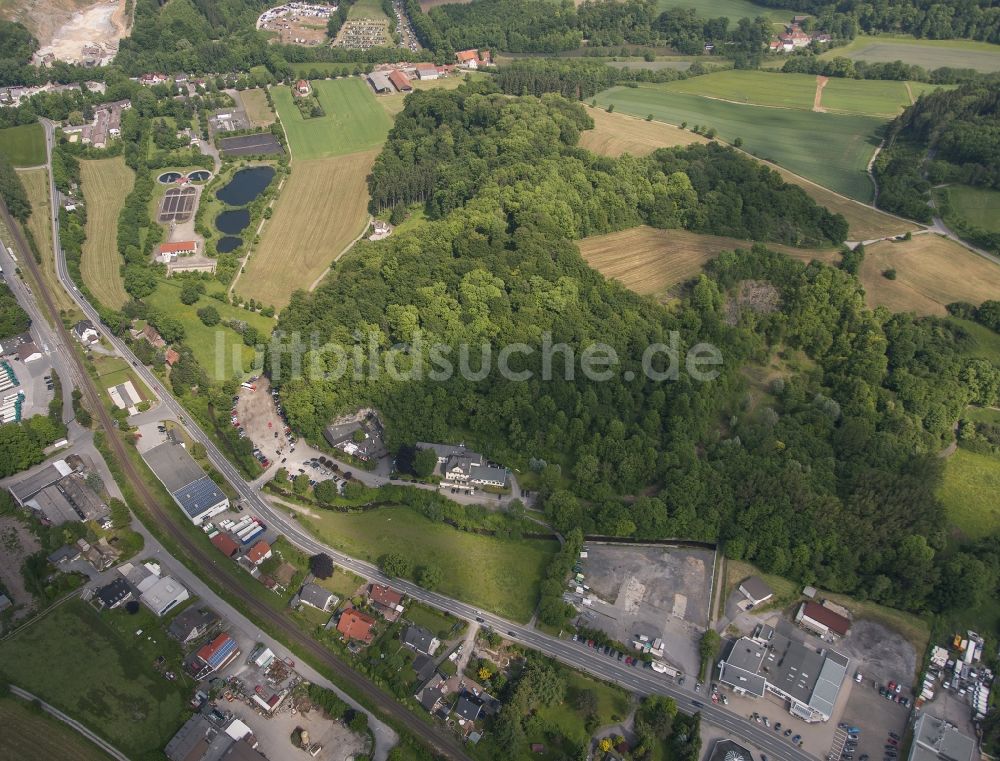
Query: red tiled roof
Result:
<box><xmin>337</xmin><ymin>609</ymin><xmax>375</xmax><ymax>642</ymax></box>
<box><xmin>247</xmin><ymin>540</ymin><xmax>271</xmax><ymax>564</ymax></box>
<box><xmin>211</xmin><ymin>533</ymin><xmax>239</xmax><ymax>557</ymax></box>
<box><xmin>158</xmin><ymin>240</ymin><xmax>197</xmax><ymax>254</ymax></box>
<box><xmin>801</xmin><ymin>601</ymin><xmax>851</xmax><ymax>635</ymax></box>
<box><xmin>456</xmin><ymin>49</ymin><xmax>478</xmax><ymax>62</ymax></box>
<box><xmin>388</xmin><ymin>70</ymin><xmax>411</xmax><ymax>90</ymax></box>
<box><xmin>369</xmin><ymin>583</ymin><xmax>403</xmax><ymax>608</ymax></box>
<box><xmin>165</xmin><ymin>348</ymin><xmax>180</xmax><ymax>365</ymax></box>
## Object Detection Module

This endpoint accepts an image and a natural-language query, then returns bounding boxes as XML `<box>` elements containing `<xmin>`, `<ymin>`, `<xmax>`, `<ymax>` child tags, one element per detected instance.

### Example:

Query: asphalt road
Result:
<box><xmin>35</xmin><ymin>118</ymin><xmax>817</xmax><ymax>761</ymax></box>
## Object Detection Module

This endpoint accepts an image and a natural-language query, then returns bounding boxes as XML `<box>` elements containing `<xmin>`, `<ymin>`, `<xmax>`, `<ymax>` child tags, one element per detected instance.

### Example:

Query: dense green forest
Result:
<box><xmin>874</xmin><ymin>84</ymin><xmax>1000</xmax><ymax>247</ymax></box>
<box><xmin>753</xmin><ymin>0</ymin><xmax>1000</xmax><ymax>43</ymax></box>
<box><xmin>0</xmin><ymin>282</ymin><xmax>30</xmax><ymax>339</ymax></box>
<box><xmin>270</xmin><ymin>83</ymin><xmax>1000</xmax><ymax>615</ymax></box>
<box><xmin>0</xmin><ymin>152</ymin><xmax>31</xmax><ymax>224</ymax></box>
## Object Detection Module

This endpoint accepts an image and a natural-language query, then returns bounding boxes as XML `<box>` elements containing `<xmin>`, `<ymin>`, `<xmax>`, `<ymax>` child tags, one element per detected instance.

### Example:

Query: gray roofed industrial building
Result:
<box><xmin>27</xmin><ymin>486</ymin><xmax>79</xmax><ymax>524</ymax></box>
<box><xmin>367</xmin><ymin>71</ymin><xmax>393</xmax><ymax>93</ymax></box>
<box><xmin>323</xmin><ymin>421</ymin><xmax>362</xmax><ymax>446</ymax></box>
<box><xmin>910</xmin><ymin>714</ymin><xmax>977</xmax><ymax>761</ymax></box>
<box><xmin>718</xmin><ymin>623</ymin><xmax>848</xmax><ymax>722</ymax></box>
<box><xmin>739</xmin><ymin>576</ymin><xmax>774</xmax><ymax>605</ymax></box>
<box><xmin>144</xmin><ymin>441</ymin><xmax>206</xmax><ymax>492</ymax></box>
<box><xmin>23</xmin><ymin>474</ymin><xmax>107</xmax><ymax>524</ymax></box>
<box><xmin>8</xmin><ymin>459</ymin><xmax>74</xmax><ymax>506</ymax></box>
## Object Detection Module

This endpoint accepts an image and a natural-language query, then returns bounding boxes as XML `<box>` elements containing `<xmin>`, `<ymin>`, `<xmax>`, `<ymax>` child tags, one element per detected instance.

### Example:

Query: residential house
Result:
<box><xmin>140</xmin><ymin>324</ymin><xmax>167</xmax><ymax>349</ymax></box>
<box><xmin>337</xmin><ymin>608</ymin><xmax>375</xmax><ymax>644</ymax></box>
<box><xmin>796</xmin><ymin>601</ymin><xmax>851</xmax><ymax>638</ymax></box>
<box><xmin>455</xmin><ymin>49</ymin><xmax>490</xmax><ymax>69</ymax></box>
<box><xmin>454</xmin><ymin>693</ymin><xmax>483</xmax><ymax>722</ymax></box>
<box><xmin>738</xmin><ymin>576</ymin><xmax>773</xmax><ymax>606</ymax></box>
<box><xmin>95</xmin><ymin>578</ymin><xmax>133</xmax><ymax>609</ymax></box>
<box><xmin>416</xmin><ymin>442</ymin><xmax>508</xmax><ymax>487</ymax></box>
<box><xmin>402</xmin><ymin>625</ymin><xmax>440</xmax><ymax>656</ymax></box>
<box><xmin>368</xmin><ymin>583</ymin><xmax>404</xmax><ymax>620</ymax></box>
<box><xmin>48</xmin><ymin>544</ymin><xmax>81</xmax><ymax>565</ymax></box>
<box><xmin>246</xmin><ymin>540</ymin><xmax>272</xmax><ymax>566</ymax></box>
<box><xmin>165</xmin><ymin>348</ymin><xmax>181</xmax><ymax>366</ymax></box>
<box><xmin>296</xmin><ymin>79</ymin><xmax>310</xmax><ymax>95</ymax></box>
<box><xmin>298</xmin><ymin>583</ymin><xmax>336</xmax><ymax>612</ymax></box>
<box><xmin>77</xmin><ymin>537</ymin><xmax>121</xmax><ymax>571</ymax></box>
<box><xmin>72</xmin><ymin>320</ymin><xmax>100</xmax><ymax>345</ymax></box>
<box><xmin>168</xmin><ymin>606</ymin><xmax>220</xmax><ymax>643</ymax></box>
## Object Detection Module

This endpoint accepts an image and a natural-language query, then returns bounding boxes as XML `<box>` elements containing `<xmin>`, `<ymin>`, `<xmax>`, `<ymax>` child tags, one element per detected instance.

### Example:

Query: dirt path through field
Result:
<box><xmin>904</xmin><ymin>82</ymin><xmax>915</xmax><ymax>104</ymax></box>
<box><xmin>813</xmin><ymin>75</ymin><xmax>829</xmax><ymax>112</ymax></box>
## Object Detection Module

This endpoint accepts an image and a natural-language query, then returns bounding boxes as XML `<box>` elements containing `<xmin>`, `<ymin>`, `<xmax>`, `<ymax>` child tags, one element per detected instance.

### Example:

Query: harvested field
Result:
<box><xmin>80</xmin><ymin>157</ymin><xmax>133</xmax><ymax>309</ymax></box>
<box><xmin>17</xmin><ymin>168</ymin><xmax>77</xmax><ymax>316</ymax></box>
<box><xmin>857</xmin><ymin>235</ymin><xmax>1000</xmax><ymax>316</ymax></box>
<box><xmin>239</xmin><ymin>88</ymin><xmax>275</xmax><ymax>127</ymax></box>
<box><xmin>578</xmin><ymin>108</ymin><xmax>707</xmax><ymax>156</ymax></box>
<box><xmin>240</xmin><ymin>152</ymin><xmax>376</xmax><ymax>308</ymax></box>
<box><xmin>578</xmin><ymin>226</ymin><xmax>837</xmax><ymax>296</ymax></box>
<box><xmin>0</xmin><ymin>695</ymin><xmax>111</xmax><ymax>761</ymax></box>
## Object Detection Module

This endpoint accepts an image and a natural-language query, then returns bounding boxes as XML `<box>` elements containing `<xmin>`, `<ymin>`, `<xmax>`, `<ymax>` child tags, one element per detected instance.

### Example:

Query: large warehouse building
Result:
<box><xmin>143</xmin><ymin>440</ymin><xmax>229</xmax><ymax>525</ymax></box>
<box><xmin>717</xmin><ymin>623</ymin><xmax>849</xmax><ymax>723</ymax></box>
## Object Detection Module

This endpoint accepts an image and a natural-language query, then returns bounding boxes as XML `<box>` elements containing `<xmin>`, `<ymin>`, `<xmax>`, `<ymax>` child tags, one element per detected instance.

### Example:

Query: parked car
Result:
<box><xmin>889</xmin><ymin>734</ymin><xmax>900</xmax><ymax>741</ymax></box>
<box><xmin>792</xmin><ymin>735</ymin><xmax>801</xmax><ymax>744</ymax></box>
<box><xmin>784</xmin><ymin>729</ymin><xmax>793</xmax><ymax>737</ymax></box>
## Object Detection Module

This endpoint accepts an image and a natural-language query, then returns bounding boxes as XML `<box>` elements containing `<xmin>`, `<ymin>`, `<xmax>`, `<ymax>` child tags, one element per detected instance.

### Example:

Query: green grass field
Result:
<box><xmin>819</xmin><ymin>34</ymin><xmax>1000</xmax><ymax>73</ymax></box>
<box><xmin>348</xmin><ymin>0</ymin><xmax>389</xmax><ymax>20</ymax></box>
<box><xmin>595</xmin><ymin>83</ymin><xmax>883</xmax><ymax>200</ymax></box>
<box><xmin>91</xmin><ymin>352</ymin><xmax>152</xmax><ymax>402</ymax></box>
<box><xmin>660</xmin><ymin>70</ymin><xmax>944</xmax><ymax>117</ymax></box>
<box><xmin>299</xmin><ymin>506</ymin><xmax>557</xmax><ymax>622</ymax></box>
<box><xmin>0</xmin><ymin>695</ymin><xmax>112</xmax><ymax>761</ymax></box>
<box><xmin>80</xmin><ymin>158</ymin><xmax>134</xmax><ymax>309</ymax></box>
<box><xmin>939</xmin><ymin>448</ymin><xmax>1000</xmax><ymax>540</ymax></box>
<box><xmin>0</xmin><ymin>599</ymin><xmax>189</xmax><ymax>760</ymax></box>
<box><xmin>951</xmin><ymin>317</ymin><xmax>1000</xmax><ymax>365</ymax></box>
<box><xmin>654</xmin><ymin>0</ymin><xmax>799</xmax><ymax>27</ymax></box>
<box><xmin>145</xmin><ymin>280</ymin><xmax>275</xmax><ymax>380</ymax></box>
<box><xmin>939</xmin><ymin>184</ymin><xmax>1000</xmax><ymax>233</ymax></box>
<box><xmin>272</xmin><ymin>78</ymin><xmax>393</xmax><ymax>160</ymax></box>
<box><xmin>0</xmin><ymin>123</ymin><xmax>45</xmax><ymax>167</ymax></box>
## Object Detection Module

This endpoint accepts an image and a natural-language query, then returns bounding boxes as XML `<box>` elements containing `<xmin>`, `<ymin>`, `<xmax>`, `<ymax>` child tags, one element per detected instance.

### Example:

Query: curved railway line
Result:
<box><xmin>0</xmin><ymin>196</ymin><xmax>471</xmax><ymax>761</ymax></box>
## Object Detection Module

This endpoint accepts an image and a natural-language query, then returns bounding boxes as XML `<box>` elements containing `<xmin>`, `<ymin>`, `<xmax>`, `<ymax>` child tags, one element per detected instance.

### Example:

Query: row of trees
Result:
<box><xmin>781</xmin><ymin>50</ymin><xmax>999</xmax><ymax>85</ymax></box>
<box><xmin>0</xmin><ymin>152</ymin><xmax>31</xmax><ymax>224</ymax></box>
<box><xmin>0</xmin><ymin>282</ymin><xmax>30</xmax><ymax>339</ymax></box>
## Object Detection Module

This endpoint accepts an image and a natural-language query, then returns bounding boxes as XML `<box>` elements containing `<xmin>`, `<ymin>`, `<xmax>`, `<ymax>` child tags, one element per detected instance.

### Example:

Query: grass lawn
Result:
<box><xmin>405</xmin><ymin>602</ymin><xmax>464</xmax><ymax>639</ymax></box>
<box><xmin>0</xmin><ymin>598</ymin><xmax>190</xmax><ymax>761</ymax></box>
<box><xmin>594</xmin><ymin>84</ymin><xmax>884</xmax><ymax>200</ymax></box>
<box><xmin>951</xmin><ymin>317</ymin><xmax>1000</xmax><ymax>365</ymax></box>
<box><xmin>0</xmin><ymin>123</ymin><xmax>45</xmax><ymax>167</ymax></box>
<box><xmin>298</xmin><ymin>506</ymin><xmax>558</xmax><ymax>622</ymax></box>
<box><xmin>939</xmin><ymin>184</ymin><xmax>1000</xmax><ymax>233</ymax></box>
<box><xmin>144</xmin><ymin>279</ymin><xmax>275</xmax><ymax>380</ymax></box>
<box><xmin>0</xmin><ymin>695</ymin><xmax>112</xmax><ymax>761</ymax></box>
<box><xmin>348</xmin><ymin>0</ymin><xmax>389</xmax><ymax>20</ymax></box>
<box><xmin>725</xmin><ymin>558</ymin><xmax>800</xmax><ymax>613</ymax></box>
<box><xmin>239</xmin><ymin>88</ymin><xmax>275</xmax><ymax>127</ymax></box>
<box><xmin>90</xmin><ymin>352</ymin><xmax>152</xmax><ymax>402</ymax></box>
<box><xmin>319</xmin><ymin>567</ymin><xmax>367</xmax><ymax>599</ymax></box>
<box><xmin>820</xmin><ymin>77</ymin><xmax>944</xmax><ymax>117</ymax></box>
<box><xmin>654</xmin><ymin>0</ymin><xmax>800</xmax><ymax>28</ymax></box>
<box><xmin>272</xmin><ymin>77</ymin><xmax>392</xmax><ymax>160</ymax></box>
<box><xmin>964</xmin><ymin>406</ymin><xmax>1000</xmax><ymax>425</ymax></box>
<box><xmin>662</xmin><ymin>70</ymin><xmax>818</xmax><ymax>110</ymax></box>
<box><xmin>819</xmin><ymin>34</ymin><xmax>1000</xmax><ymax>73</ymax></box>
<box><xmin>938</xmin><ymin>447</ymin><xmax>1000</xmax><ymax>541</ymax></box>
<box><xmin>527</xmin><ymin>671</ymin><xmax>631</xmax><ymax>757</ymax></box>
<box><xmin>16</xmin><ymin>167</ymin><xmax>79</xmax><ymax>318</ymax></box>
<box><xmin>80</xmin><ymin>157</ymin><xmax>134</xmax><ymax>309</ymax></box>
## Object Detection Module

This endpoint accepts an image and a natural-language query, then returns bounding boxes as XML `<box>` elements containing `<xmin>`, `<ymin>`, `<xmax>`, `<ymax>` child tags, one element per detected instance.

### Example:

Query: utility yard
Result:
<box><xmin>575</xmin><ymin>543</ymin><xmax>715</xmax><ymax>675</ymax></box>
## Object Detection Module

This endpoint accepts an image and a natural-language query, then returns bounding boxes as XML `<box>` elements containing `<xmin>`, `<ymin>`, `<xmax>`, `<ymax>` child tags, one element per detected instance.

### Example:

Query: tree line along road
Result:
<box><xmin>34</xmin><ymin>117</ymin><xmax>817</xmax><ymax>761</ymax></box>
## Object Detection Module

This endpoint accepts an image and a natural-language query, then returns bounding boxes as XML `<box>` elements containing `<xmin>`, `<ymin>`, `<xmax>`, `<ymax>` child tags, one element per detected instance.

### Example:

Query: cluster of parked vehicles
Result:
<box><xmin>752</xmin><ymin>713</ymin><xmax>802</xmax><ymax>745</ymax></box>
<box><xmin>571</xmin><ymin>634</ymin><xmax>645</xmax><ymax>667</ymax></box>
<box><xmin>877</xmin><ymin>680</ymin><xmax>911</xmax><ymax>707</ymax></box>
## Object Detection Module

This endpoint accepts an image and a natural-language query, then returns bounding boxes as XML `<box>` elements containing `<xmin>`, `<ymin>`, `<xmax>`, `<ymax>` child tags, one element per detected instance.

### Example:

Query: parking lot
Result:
<box><xmin>576</xmin><ymin>543</ymin><xmax>715</xmax><ymax>676</ymax></box>
<box><xmin>233</xmin><ymin>379</ymin><xmax>345</xmax><ymax>494</ymax></box>
<box><xmin>832</xmin><ymin>680</ymin><xmax>909</xmax><ymax>761</ymax></box>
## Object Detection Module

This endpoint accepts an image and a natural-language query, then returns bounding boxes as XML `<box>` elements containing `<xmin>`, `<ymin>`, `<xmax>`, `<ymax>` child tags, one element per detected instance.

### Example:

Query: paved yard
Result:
<box><xmin>837</xmin><ymin>620</ymin><xmax>916</xmax><ymax>691</ymax></box>
<box><xmin>576</xmin><ymin>543</ymin><xmax>715</xmax><ymax>676</ymax></box>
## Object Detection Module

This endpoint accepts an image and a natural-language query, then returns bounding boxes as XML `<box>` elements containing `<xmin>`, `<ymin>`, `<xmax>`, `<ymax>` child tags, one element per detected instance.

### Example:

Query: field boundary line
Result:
<box><xmin>227</xmin><ymin>174</ymin><xmax>288</xmax><ymax>300</ymax></box>
<box><xmin>307</xmin><ymin>214</ymin><xmax>373</xmax><ymax>291</ymax></box>
<box><xmin>813</xmin><ymin>75</ymin><xmax>828</xmax><ymax>113</ymax></box>
<box><xmin>8</xmin><ymin>684</ymin><xmax>132</xmax><ymax>761</ymax></box>
<box><xmin>0</xmin><ymin>588</ymin><xmax>81</xmax><ymax>643</ymax></box>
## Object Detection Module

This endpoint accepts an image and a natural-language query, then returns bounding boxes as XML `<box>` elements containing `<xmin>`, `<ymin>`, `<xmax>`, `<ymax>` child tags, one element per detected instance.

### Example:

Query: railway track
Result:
<box><xmin>0</xmin><ymin>197</ymin><xmax>471</xmax><ymax>761</ymax></box>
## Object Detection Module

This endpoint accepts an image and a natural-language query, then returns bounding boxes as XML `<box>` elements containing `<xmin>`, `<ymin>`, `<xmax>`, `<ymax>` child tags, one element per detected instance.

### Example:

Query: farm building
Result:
<box><xmin>367</xmin><ymin>71</ymin><xmax>393</xmax><ymax>94</ymax></box>
<box><xmin>143</xmin><ymin>440</ymin><xmax>229</xmax><ymax>525</ymax></box>
<box><xmin>416</xmin><ymin>65</ymin><xmax>438</xmax><ymax>80</ymax></box>
<box><xmin>739</xmin><ymin>576</ymin><xmax>773</xmax><ymax>606</ymax></box>
<box><xmin>796</xmin><ymin>601</ymin><xmax>851</xmax><ymax>638</ymax></box>
<box><xmin>140</xmin><ymin>575</ymin><xmax>190</xmax><ymax>617</ymax></box>
<box><xmin>388</xmin><ymin>70</ymin><xmax>412</xmax><ymax>92</ymax></box>
<box><xmin>717</xmin><ymin>623</ymin><xmax>848</xmax><ymax>722</ymax></box>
